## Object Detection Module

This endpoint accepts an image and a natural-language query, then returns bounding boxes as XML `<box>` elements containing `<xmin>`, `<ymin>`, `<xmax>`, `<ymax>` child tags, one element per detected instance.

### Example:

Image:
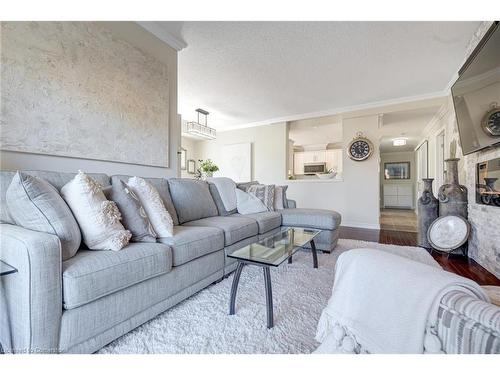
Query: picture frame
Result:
<box><xmin>180</xmin><ymin>148</ymin><xmax>187</xmax><ymax>170</ymax></box>
<box><xmin>384</xmin><ymin>161</ymin><xmax>410</xmax><ymax>180</ymax></box>
<box><xmin>187</xmin><ymin>159</ymin><xmax>196</xmax><ymax>174</ymax></box>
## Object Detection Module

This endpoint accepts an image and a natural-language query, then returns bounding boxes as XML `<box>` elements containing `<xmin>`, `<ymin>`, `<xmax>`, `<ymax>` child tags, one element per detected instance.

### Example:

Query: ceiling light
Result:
<box><xmin>186</xmin><ymin>108</ymin><xmax>216</xmax><ymax>140</ymax></box>
<box><xmin>393</xmin><ymin>138</ymin><xmax>407</xmax><ymax>146</ymax></box>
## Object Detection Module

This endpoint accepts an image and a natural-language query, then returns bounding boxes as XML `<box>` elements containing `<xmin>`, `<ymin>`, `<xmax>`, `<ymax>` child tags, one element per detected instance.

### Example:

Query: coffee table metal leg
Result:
<box><xmin>310</xmin><ymin>240</ymin><xmax>318</xmax><ymax>269</ymax></box>
<box><xmin>229</xmin><ymin>262</ymin><xmax>244</xmax><ymax>315</ymax></box>
<box><xmin>263</xmin><ymin>266</ymin><xmax>274</xmax><ymax>328</ymax></box>
<box><xmin>288</xmin><ymin>255</ymin><xmax>292</xmax><ymax>264</ymax></box>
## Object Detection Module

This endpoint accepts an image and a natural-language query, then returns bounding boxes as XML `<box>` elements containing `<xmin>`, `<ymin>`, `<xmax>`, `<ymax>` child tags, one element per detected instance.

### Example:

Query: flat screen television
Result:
<box><xmin>451</xmin><ymin>21</ymin><xmax>500</xmax><ymax>155</ymax></box>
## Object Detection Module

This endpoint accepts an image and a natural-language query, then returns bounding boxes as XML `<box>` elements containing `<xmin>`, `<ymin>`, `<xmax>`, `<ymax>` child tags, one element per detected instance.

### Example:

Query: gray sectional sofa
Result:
<box><xmin>0</xmin><ymin>170</ymin><xmax>341</xmax><ymax>354</ymax></box>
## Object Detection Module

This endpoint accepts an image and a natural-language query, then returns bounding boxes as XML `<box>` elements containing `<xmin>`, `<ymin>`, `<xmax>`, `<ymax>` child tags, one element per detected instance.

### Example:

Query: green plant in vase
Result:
<box><xmin>197</xmin><ymin>159</ymin><xmax>219</xmax><ymax>179</ymax></box>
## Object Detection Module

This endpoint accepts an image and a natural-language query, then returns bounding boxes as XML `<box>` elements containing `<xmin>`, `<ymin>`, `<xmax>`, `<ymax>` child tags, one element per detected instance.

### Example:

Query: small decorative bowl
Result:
<box><xmin>316</xmin><ymin>172</ymin><xmax>337</xmax><ymax>179</ymax></box>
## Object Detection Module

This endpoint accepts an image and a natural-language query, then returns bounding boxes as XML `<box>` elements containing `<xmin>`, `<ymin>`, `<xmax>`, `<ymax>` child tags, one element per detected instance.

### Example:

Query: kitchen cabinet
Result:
<box><xmin>293</xmin><ymin>149</ymin><xmax>343</xmax><ymax>176</ymax></box>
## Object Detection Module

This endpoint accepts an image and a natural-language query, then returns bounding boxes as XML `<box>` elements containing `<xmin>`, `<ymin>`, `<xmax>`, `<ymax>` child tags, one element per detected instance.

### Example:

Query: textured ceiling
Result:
<box><xmin>154</xmin><ymin>21</ymin><xmax>480</xmax><ymax>129</ymax></box>
<box><xmin>379</xmin><ymin>106</ymin><xmax>441</xmax><ymax>153</ymax></box>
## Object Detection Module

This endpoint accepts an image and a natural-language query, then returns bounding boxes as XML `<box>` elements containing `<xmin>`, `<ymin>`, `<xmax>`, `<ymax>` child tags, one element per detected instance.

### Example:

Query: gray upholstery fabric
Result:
<box><xmin>6</xmin><ymin>172</ymin><xmax>81</xmax><ymax>260</ymax></box>
<box><xmin>62</xmin><ymin>243</ymin><xmax>172</xmax><ymax>309</ymax></box>
<box><xmin>184</xmin><ymin>215</ymin><xmax>258</xmax><ymax>246</ymax></box>
<box><xmin>236</xmin><ymin>181</ymin><xmax>260</xmax><ymax>192</ymax></box>
<box><xmin>280</xmin><ymin>208</ymin><xmax>342</xmax><ymax>230</ymax></box>
<box><xmin>103</xmin><ymin>180</ymin><xmax>156</xmax><ymax>243</ymax></box>
<box><xmin>111</xmin><ymin>175</ymin><xmax>179</xmax><ymax>226</ymax></box>
<box><xmin>208</xmin><ymin>182</ymin><xmax>237</xmax><ymax>216</ymax></box>
<box><xmin>58</xmin><ymin>250</ymin><xmax>224</xmax><ymax>352</ymax></box>
<box><xmin>1</xmin><ymin>170</ymin><xmax>110</xmax><ymax>224</ymax></box>
<box><xmin>0</xmin><ymin>224</ymin><xmax>62</xmax><ymax>354</ymax></box>
<box><xmin>168</xmin><ymin>179</ymin><xmax>218</xmax><ymax>224</ymax></box>
<box><xmin>231</xmin><ymin>212</ymin><xmax>282</xmax><ymax>234</ymax></box>
<box><xmin>63</xmin><ymin>269</ymin><xmax>223</xmax><ymax>353</ymax></box>
<box><xmin>274</xmin><ymin>185</ymin><xmax>288</xmax><ymax>210</ymax></box>
<box><xmin>157</xmin><ymin>225</ymin><xmax>224</xmax><ymax>266</ymax></box>
<box><xmin>286</xmin><ymin>199</ymin><xmax>297</xmax><ymax>209</ymax></box>
<box><xmin>300</xmin><ymin>228</ymin><xmax>340</xmax><ymax>252</ymax></box>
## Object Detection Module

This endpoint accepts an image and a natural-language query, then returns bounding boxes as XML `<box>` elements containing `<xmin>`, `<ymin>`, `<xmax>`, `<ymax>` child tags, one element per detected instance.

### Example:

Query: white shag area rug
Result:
<box><xmin>98</xmin><ymin>239</ymin><xmax>438</xmax><ymax>354</ymax></box>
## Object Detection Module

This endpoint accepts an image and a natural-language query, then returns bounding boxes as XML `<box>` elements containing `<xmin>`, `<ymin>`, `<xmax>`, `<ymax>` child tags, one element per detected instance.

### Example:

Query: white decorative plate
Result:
<box><xmin>427</xmin><ymin>215</ymin><xmax>470</xmax><ymax>252</ymax></box>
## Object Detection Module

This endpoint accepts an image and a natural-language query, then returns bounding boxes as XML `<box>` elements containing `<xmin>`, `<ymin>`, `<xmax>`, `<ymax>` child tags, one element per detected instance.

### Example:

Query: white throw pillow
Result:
<box><xmin>236</xmin><ymin>188</ymin><xmax>268</xmax><ymax>214</ymax></box>
<box><xmin>61</xmin><ymin>171</ymin><xmax>131</xmax><ymax>251</ymax></box>
<box><xmin>127</xmin><ymin>177</ymin><xmax>173</xmax><ymax>238</ymax></box>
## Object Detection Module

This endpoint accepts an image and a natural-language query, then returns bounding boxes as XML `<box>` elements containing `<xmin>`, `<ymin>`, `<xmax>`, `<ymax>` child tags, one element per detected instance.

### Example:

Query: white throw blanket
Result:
<box><xmin>315</xmin><ymin>249</ymin><xmax>489</xmax><ymax>354</ymax></box>
<box><xmin>206</xmin><ymin>177</ymin><xmax>237</xmax><ymax>211</ymax></box>
<box><xmin>235</xmin><ymin>188</ymin><xmax>268</xmax><ymax>214</ymax></box>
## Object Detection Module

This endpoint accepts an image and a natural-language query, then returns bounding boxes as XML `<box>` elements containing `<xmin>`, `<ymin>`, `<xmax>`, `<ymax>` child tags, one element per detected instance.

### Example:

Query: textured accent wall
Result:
<box><xmin>1</xmin><ymin>22</ymin><xmax>170</xmax><ymax>167</ymax></box>
<box><xmin>448</xmin><ymin>22</ymin><xmax>499</xmax><ymax>278</ymax></box>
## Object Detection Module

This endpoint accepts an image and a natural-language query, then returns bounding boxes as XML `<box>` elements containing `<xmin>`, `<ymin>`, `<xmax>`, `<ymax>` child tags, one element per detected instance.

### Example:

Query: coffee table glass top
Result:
<box><xmin>228</xmin><ymin>227</ymin><xmax>321</xmax><ymax>267</ymax></box>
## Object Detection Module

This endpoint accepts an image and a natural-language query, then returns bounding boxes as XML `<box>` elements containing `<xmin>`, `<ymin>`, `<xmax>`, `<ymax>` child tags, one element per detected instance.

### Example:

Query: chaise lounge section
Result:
<box><xmin>0</xmin><ymin>170</ymin><xmax>341</xmax><ymax>353</ymax></box>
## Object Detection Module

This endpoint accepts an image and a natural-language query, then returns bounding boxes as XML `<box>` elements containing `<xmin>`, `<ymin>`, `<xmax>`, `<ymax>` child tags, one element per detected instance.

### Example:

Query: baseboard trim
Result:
<box><xmin>341</xmin><ymin>221</ymin><xmax>380</xmax><ymax>230</ymax></box>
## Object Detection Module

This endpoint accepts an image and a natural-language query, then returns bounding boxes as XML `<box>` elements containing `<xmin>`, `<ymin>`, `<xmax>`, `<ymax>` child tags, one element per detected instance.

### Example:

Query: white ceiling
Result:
<box><xmin>379</xmin><ymin>106</ymin><xmax>441</xmax><ymax>153</ymax></box>
<box><xmin>150</xmin><ymin>21</ymin><xmax>480</xmax><ymax>130</ymax></box>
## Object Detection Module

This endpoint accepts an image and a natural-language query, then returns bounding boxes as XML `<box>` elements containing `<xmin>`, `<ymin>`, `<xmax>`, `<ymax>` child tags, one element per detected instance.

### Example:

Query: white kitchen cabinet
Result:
<box><xmin>293</xmin><ymin>149</ymin><xmax>343</xmax><ymax>176</ymax></box>
<box><xmin>325</xmin><ymin>149</ymin><xmax>342</xmax><ymax>174</ymax></box>
<box><xmin>383</xmin><ymin>184</ymin><xmax>413</xmax><ymax>208</ymax></box>
<box><xmin>294</xmin><ymin>152</ymin><xmax>305</xmax><ymax>175</ymax></box>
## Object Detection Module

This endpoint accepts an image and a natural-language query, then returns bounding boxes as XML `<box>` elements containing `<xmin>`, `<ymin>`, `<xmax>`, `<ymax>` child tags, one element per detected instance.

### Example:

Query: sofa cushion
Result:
<box><xmin>208</xmin><ymin>182</ymin><xmax>237</xmax><ymax>216</ymax></box>
<box><xmin>231</xmin><ymin>211</ymin><xmax>282</xmax><ymax>234</ymax></box>
<box><xmin>168</xmin><ymin>179</ymin><xmax>218</xmax><ymax>224</ymax></box>
<box><xmin>62</xmin><ymin>242</ymin><xmax>172</xmax><ymax>309</ymax></box>
<box><xmin>157</xmin><ymin>225</ymin><xmax>224</xmax><ymax>266</ymax></box>
<box><xmin>280</xmin><ymin>208</ymin><xmax>342</xmax><ymax>231</ymax></box>
<box><xmin>6</xmin><ymin>172</ymin><xmax>82</xmax><ymax>260</ymax></box>
<box><xmin>112</xmin><ymin>175</ymin><xmax>179</xmax><ymax>226</ymax></box>
<box><xmin>184</xmin><ymin>216</ymin><xmax>258</xmax><ymax>246</ymax></box>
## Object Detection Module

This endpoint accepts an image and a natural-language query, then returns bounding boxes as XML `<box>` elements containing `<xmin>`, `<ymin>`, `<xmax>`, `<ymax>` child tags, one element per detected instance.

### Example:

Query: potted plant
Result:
<box><xmin>197</xmin><ymin>159</ymin><xmax>219</xmax><ymax>179</ymax></box>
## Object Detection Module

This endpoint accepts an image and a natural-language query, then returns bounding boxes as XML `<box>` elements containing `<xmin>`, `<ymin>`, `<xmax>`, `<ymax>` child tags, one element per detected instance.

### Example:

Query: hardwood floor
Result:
<box><xmin>339</xmin><ymin>226</ymin><xmax>500</xmax><ymax>286</ymax></box>
<box><xmin>380</xmin><ymin>209</ymin><xmax>417</xmax><ymax>232</ymax></box>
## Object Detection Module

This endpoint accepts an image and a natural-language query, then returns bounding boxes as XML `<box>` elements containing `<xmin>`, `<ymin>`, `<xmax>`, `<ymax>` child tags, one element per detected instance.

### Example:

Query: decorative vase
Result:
<box><xmin>417</xmin><ymin>178</ymin><xmax>438</xmax><ymax>248</ymax></box>
<box><xmin>438</xmin><ymin>158</ymin><xmax>468</xmax><ymax>219</ymax></box>
<box><xmin>201</xmin><ymin>171</ymin><xmax>213</xmax><ymax>180</ymax></box>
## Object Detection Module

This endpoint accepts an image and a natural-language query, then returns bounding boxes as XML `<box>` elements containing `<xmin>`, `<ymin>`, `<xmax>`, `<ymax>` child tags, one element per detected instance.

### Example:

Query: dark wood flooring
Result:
<box><xmin>339</xmin><ymin>226</ymin><xmax>500</xmax><ymax>286</ymax></box>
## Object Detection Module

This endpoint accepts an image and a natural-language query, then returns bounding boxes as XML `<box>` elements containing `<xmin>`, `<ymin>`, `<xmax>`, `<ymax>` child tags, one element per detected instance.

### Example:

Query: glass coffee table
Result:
<box><xmin>228</xmin><ymin>227</ymin><xmax>321</xmax><ymax>328</ymax></box>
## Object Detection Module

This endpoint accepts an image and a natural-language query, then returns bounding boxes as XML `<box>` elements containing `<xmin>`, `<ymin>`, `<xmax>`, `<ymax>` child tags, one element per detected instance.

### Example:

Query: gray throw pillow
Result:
<box><xmin>274</xmin><ymin>185</ymin><xmax>289</xmax><ymax>210</ymax></box>
<box><xmin>168</xmin><ymin>179</ymin><xmax>218</xmax><ymax>224</ymax></box>
<box><xmin>6</xmin><ymin>171</ymin><xmax>81</xmax><ymax>260</ymax></box>
<box><xmin>247</xmin><ymin>184</ymin><xmax>275</xmax><ymax>211</ymax></box>
<box><xmin>103</xmin><ymin>180</ymin><xmax>157</xmax><ymax>242</ymax></box>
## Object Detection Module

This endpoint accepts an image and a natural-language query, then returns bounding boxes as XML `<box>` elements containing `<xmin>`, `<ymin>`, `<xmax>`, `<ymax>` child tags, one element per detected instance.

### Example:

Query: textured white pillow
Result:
<box><xmin>127</xmin><ymin>177</ymin><xmax>174</xmax><ymax>238</ymax></box>
<box><xmin>61</xmin><ymin>171</ymin><xmax>131</xmax><ymax>251</ymax></box>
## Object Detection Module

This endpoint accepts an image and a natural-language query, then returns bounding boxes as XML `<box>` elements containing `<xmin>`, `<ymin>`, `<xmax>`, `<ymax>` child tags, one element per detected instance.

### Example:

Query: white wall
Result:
<box><xmin>0</xmin><ymin>22</ymin><xmax>180</xmax><ymax>178</ymax></box>
<box><xmin>379</xmin><ymin>151</ymin><xmax>416</xmax><ymax>208</ymax></box>
<box><xmin>180</xmin><ymin>136</ymin><xmax>201</xmax><ymax>178</ymax></box>
<box><xmin>196</xmin><ymin>122</ymin><xmax>288</xmax><ymax>184</ymax></box>
<box><xmin>195</xmin><ymin>115</ymin><xmax>381</xmax><ymax>229</ymax></box>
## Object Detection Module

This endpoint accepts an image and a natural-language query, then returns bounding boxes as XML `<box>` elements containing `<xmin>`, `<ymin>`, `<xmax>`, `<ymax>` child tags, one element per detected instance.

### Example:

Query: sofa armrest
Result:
<box><xmin>435</xmin><ymin>290</ymin><xmax>500</xmax><ymax>354</ymax></box>
<box><xmin>0</xmin><ymin>224</ymin><xmax>62</xmax><ymax>353</ymax></box>
<box><xmin>287</xmin><ymin>199</ymin><xmax>297</xmax><ymax>209</ymax></box>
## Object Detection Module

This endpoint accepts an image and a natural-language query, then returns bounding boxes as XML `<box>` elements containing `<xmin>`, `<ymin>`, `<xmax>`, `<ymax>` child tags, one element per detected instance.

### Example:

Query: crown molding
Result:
<box><xmin>136</xmin><ymin>21</ymin><xmax>187</xmax><ymax>51</ymax></box>
<box><xmin>217</xmin><ymin>90</ymin><xmax>448</xmax><ymax>132</ymax></box>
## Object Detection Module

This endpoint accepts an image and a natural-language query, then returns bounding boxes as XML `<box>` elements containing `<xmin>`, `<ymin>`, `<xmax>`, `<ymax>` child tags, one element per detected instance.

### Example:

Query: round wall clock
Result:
<box><xmin>347</xmin><ymin>133</ymin><xmax>374</xmax><ymax>161</ymax></box>
<box><xmin>427</xmin><ymin>215</ymin><xmax>470</xmax><ymax>253</ymax></box>
<box><xmin>481</xmin><ymin>104</ymin><xmax>500</xmax><ymax>137</ymax></box>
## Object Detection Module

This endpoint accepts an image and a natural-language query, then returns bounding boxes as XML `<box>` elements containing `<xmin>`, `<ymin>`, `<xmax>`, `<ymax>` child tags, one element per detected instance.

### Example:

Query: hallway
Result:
<box><xmin>380</xmin><ymin>208</ymin><xmax>417</xmax><ymax>232</ymax></box>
